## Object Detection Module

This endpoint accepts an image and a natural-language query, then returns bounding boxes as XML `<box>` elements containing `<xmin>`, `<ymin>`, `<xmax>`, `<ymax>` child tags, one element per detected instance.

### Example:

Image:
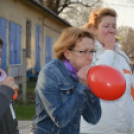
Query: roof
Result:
<box><xmin>27</xmin><ymin>0</ymin><xmax>71</xmax><ymax>26</ymax></box>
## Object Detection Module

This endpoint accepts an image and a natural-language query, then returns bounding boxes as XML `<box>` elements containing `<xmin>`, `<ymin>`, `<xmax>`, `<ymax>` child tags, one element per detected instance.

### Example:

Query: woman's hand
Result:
<box><xmin>77</xmin><ymin>64</ymin><xmax>93</xmax><ymax>87</ymax></box>
<box><xmin>1</xmin><ymin>76</ymin><xmax>19</xmax><ymax>91</ymax></box>
<box><xmin>105</xmin><ymin>33</ymin><xmax>116</xmax><ymax>51</ymax></box>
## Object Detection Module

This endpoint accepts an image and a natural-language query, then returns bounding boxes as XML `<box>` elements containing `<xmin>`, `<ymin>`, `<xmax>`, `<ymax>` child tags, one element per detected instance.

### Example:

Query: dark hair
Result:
<box><xmin>0</xmin><ymin>38</ymin><xmax>3</xmax><ymax>47</ymax></box>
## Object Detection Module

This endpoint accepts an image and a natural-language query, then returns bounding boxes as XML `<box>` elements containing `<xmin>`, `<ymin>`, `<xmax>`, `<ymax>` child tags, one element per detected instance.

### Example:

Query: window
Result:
<box><xmin>9</xmin><ymin>21</ymin><xmax>21</xmax><ymax>65</ymax></box>
<box><xmin>45</xmin><ymin>36</ymin><xmax>52</xmax><ymax>64</ymax></box>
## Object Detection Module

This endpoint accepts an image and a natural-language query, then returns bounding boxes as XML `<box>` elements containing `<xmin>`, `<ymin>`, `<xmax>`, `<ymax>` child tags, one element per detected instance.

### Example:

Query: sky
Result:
<box><xmin>102</xmin><ymin>0</ymin><xmax>134</xmax><ymax>29</ymax></box>
<box><xmin>60</xmin><ymin>0</ymin><xmax>134</xmax><ymax>29</ymax></box>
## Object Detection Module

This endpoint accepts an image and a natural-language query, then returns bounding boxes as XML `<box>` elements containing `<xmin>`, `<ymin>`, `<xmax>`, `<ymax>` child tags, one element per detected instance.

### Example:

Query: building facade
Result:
<box><xmin>0</xmin><ymin>0</ymin><xmax>71</xmax><ymax>82</ymax></box>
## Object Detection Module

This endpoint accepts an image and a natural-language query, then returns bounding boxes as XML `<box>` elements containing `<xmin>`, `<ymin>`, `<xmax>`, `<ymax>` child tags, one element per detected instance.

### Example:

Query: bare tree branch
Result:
<box><xmin>117</xmin><ymin>26</ymin><xmax>134</xmax><ymax>58</ymax></box>
<box><xmin>58</xmin><ymin>1</ymin><xmax>70</xmax><ymax>14</ymax></box>
<box><xmin>37</xmin><ymin>0</ymin><xmax>101</xmax><ymax>14</ymax></box>
<box><xmin>70</xmin><ymin>0</ymin><xmax>101</xmax><ymax>7</ymax></box>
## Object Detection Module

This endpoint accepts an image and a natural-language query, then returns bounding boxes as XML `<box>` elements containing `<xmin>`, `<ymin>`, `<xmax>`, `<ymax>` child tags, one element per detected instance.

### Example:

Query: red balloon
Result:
<box><xmin>88</xmin><ymin>65</ymin><xmax>126</xmax><ymax>101</ymax></box>
<box><xmin>12</xmin><ymin>90</ymin><xmax>18</xmax><ymax>100</ymax></box>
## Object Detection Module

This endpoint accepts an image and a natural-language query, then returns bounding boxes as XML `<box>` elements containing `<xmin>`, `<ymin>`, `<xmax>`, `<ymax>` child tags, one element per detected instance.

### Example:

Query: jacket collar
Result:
<box><xmin>55</xmin><ymin>58</ymin><xmax>78</xmax><ymax>83</ymax></box>
<box><xmin>95</xmin><ymin>40</ymin><xmax>120</xmax><ymax>51</ymax></box>
<box><xmin>95</xmin><ymin>40</ymin><xmax>132</xmax><ymax>64</ymax></box>
<box><xmin>55</xmin><ymin>58</ymin><xmax>72</xmax><ymax>79</ymax></box>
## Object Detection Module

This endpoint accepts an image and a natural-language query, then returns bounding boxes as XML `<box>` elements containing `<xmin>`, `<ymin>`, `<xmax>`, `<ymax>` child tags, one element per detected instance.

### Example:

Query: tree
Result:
<box><xmin>38</xmin><ymin>0</ymin><xmax>102</xmax><ymax>15</ymax></box>
<box><xmin>117</xmin><ymin>26</ymin><xmax>134</xmax><ymax>59</ymax></box>
<box><xmin>37</xmin><ymin>0</ymin><xmax>102</xmax><ymax>26</ymax></box>
<box><xmin>60</xmin><ymin>0</ymin><xmax>102</xmax><ymax>26</ymax></box>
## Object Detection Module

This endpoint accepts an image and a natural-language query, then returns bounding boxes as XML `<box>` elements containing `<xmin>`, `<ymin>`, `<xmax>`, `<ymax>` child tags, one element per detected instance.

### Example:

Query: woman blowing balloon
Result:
<box><xmin>30</xmin><ymin>27</ymin><xmax>101</xmax><ymax>134</ymax></box>
<box><xmin>81</xmin><ymin>7</ymin><xmax>134</xmax><ymax>134</ymax></box>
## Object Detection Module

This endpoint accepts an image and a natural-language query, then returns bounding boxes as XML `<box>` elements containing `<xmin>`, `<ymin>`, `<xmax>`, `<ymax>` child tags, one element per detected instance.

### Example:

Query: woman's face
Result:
<box><xmin>94</xmin><ymin>16</ymin><xmax>116</xmax><ymax>45</ymax></box>
<box><xmin>64</xmin><ymin>37</ymin><xmax>94</xmax><ymax>71</ymax></box>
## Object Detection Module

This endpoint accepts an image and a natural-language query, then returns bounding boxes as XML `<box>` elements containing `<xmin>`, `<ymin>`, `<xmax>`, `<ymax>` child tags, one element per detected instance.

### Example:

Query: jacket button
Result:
<box><xmin>66</xmin><ymin>91</ymin><xmax>70</xmax><ymax>94</ymax></box>
<box><xmin>72</xmin><ymin>124</ymin><xmax>76</xmax><ymax>127</ymax></box>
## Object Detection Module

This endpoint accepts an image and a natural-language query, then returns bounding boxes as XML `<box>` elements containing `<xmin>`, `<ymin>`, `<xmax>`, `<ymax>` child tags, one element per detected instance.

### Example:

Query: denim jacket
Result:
<box><xmin>31</xmin><ymin>59</ymin><xmax>101</xmax><ymax>134</ymax></box>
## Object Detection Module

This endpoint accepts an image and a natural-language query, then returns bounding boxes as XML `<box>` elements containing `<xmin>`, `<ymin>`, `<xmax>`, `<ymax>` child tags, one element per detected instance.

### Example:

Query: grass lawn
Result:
<box><xmin>14</xmin><ymin>80</ymin><xmax>36</xmax><ymax>120</ymax></box>
<box><xmin>14</xmin><ymin>103</ymin><xmax>35</xmax><ymax>120</ymax></box>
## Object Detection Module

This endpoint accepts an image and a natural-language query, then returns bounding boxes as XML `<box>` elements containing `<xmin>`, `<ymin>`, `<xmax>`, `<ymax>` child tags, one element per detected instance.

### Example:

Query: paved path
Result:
<box><xmin>18</xmin><ymin>121</ymin><xmax>32</xmax><ymax>134</ymax></box>
<box><xmin>18</xmin><ymin>118</ymin><xmax>89</xmax><ymax>134</ymax></box>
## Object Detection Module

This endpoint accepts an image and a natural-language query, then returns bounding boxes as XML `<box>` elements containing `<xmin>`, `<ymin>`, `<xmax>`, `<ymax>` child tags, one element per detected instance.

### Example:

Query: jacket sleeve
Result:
<box><xmin>11</xmin><ymin>100</ymin><xmax>20</xmax><ymax>134</ymax></box>
<box><xmin>36</xmin><ymin>68</ymin><xmax>100</xmax><ymax>128</ymax></box>
<box><xmin>132</xmin><ymin>75</ymin><xmax>134</xmax><ymax>100</ymax></box>
<box><xmin>132</xmin><ymin>74</ymin><xmax>134</xmax><ymax>89</ymax></box>
<box><xmin>81</xmin><ymin>89</ymin><xmax>101</xmax><ymax>124</ymax></box>
<box><xmin>0</xmin><ymin>85</ymin><xmax>14</xmax><ymax>120</ymax></box>
<box><xmin>14</xmin><ymin>118</ymin><xmax>19</xmax><ymax>134</ymax></box>
<box><xmin>94</xmin><ymin>50</ymin><xmax>116</xmax><ymax>66</ymax></box>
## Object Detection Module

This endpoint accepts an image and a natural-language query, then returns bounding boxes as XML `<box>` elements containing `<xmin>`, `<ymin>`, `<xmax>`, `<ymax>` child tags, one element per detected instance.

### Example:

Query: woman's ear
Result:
<box><xmin>63</xmin><ymin>50</ymin><xmax>70</xmax><ymax>60</ymax></box>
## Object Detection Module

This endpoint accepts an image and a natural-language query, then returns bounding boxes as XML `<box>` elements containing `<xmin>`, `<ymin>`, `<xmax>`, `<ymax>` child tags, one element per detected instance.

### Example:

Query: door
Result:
<box><xmin>9</xmin><ymin>21</ymin><xmax>21</xmax><ymax>65</ymax></box>
<box><xmin>45</xmin><ymin>36</ymin><xmax>52</xmax><ymax>64</ymax></box>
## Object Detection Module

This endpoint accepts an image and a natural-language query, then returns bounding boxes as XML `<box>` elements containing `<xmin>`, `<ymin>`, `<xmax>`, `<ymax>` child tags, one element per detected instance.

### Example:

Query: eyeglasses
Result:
<box><xmin>71</xmin><ymin>50</ymin><xmax>96</xmax><ymax>56</ymax></box>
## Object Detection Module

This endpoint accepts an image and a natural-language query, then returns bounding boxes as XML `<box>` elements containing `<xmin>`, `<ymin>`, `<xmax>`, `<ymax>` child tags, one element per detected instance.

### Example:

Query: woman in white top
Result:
<box><xmin>80</xmin><ymin>7</ymin><xmax>134</xmax><ymax>134</ymax></box>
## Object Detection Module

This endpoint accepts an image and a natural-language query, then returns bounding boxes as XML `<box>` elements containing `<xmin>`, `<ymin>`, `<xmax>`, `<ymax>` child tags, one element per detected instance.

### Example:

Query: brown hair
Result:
<box><xmin>85</xmin><ymin>7</ymin><xmax>117</xmax><ymax>29</ymax></box>
<box><xmin>0</xmin><ymin>38</ymin><xmax>3</xmax><ymax>47</ymax></box>
<box><xmin>53</xmin><ymin>27</ymin><xmax>94</xmax><ymax>60</ymax></box>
